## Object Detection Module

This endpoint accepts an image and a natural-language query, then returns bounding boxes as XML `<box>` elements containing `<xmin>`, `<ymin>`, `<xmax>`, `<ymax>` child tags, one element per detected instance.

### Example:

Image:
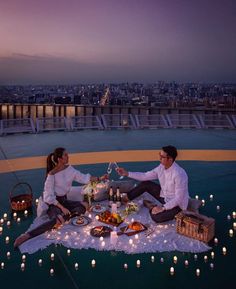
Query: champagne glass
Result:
<box><xmin>113</xmin><ymin>162</ymin><xmax>124</xmax><ymax>179</ymax></box>
<box><xmin>107</xmin><ymin>162</ymin><xmax>112</xmax><ymax>175</ymax></box>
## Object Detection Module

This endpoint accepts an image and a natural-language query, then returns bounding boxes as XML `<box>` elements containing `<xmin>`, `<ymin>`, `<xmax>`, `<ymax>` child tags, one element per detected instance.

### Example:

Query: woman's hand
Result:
<box><xmin>99</xmin><ymin>174</ymin><xmax>109</xmax><ymax>181</ymax></box>
<box><xmin>116</xmin><ymin>167</ymin><xmax>128</xmax><ymax>177</ymax></box>
<box><xmin>61</xmin><ymin>206</ymin><xmax>71</xmax><ymax>216</ymax></box>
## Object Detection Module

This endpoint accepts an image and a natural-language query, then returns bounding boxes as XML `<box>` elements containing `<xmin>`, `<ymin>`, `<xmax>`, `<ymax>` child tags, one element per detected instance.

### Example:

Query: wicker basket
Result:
<box><xmin>9</xmin><ymin>182</ymin><xmax>33</xmax><ymax>211</ymax></box>
<box><xmin>176</xmin><ymin>210</ymin><xmax>215</xmax><ymax>243</ymax></box>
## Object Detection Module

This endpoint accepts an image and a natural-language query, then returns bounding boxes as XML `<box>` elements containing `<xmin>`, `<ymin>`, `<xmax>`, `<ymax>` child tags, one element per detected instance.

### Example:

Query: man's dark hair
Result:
<box><xmin>162</xmin><ymin>145</ymin><xmax>178</xmax><ymax>161</ymax></box>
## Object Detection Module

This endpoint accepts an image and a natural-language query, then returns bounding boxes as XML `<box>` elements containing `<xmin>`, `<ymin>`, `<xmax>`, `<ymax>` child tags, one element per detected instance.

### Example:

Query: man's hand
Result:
<box><xmin>116</xmin><ymin>167</ymin><xmax>128</xmax><ymax>177</ymax></box>
<box><xmin>151</xmin><ymin>205</ymin><xmax>165</xmax><ymax>215</ymax></box>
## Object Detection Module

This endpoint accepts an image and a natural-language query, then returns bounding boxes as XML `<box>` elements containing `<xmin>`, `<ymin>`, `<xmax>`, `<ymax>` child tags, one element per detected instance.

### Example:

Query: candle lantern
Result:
<box><xmin>229</xmin><ymin>229</ymin><xmax>233</xmax><ymax>237</ymax></box>
<box><xmin>50</xmin><ymin>268</ymin><xmax>54</xmax><ymax>276</ymax></box>
<box><xmin>222</xmin><ymin>247</ymin><xmax>227</xmax><ymax>255</ymax></box>
<box><xmin>173</xmin><ymin>256</ymin><xmax>178</xmax><ymax>264</ymax></box>
<box><xmin>91</xmin><ymin>259</ymin><xmax>96</xmax><ymax>267</ymax></box>
<box><xmin>151</xmin><ymin>256</ymin><xmax>155</xmax><ymax>262</ymax></box>
<box><xmin>170</xmin><ymin>267</ymin><xmax>174</xmax><ymax>275</ymax></box>
<box><xmin>209</xmin><ymin>194</ymin><xmax>213</xmax><ymax>200</ymax></box>
<box><xmin>136</xmin><ymin>260</ymin><xmax>141</xmax><ymax>268</ymax></box>
<box><xmin>214</xmin><ymin>237</ymin><xmax>218</xmax><ymax>244</ymax></box>
<box><xmin>50</xmin><ymin>253</ymin><xmax>55</xmax><ymax>261</ymax></box>
<box><xmin>1</xmin><ymin>262</ymin><xmax>5</xmax><ymax>269</ymax></box>
<box><xmin>184</xmin><ymin>260</ymin><xmax>189</xmax><ymax>266</ymax></box>
<box><xmin>75</xmin><ymin>263</ymin><xmax>79</xmax><ymax>270</ymax></box>
<box><xmin>67</xmin><ymin>249</ymin><xmax>71</xmax><ymax>256</ymax></box>
<box><xmin>21</xmin><ymin>263</ymin><xmax>25</xmax><ymax>271</ymax></box>
<box><xmin>38</xmin><ymin>259</ymin><xmax>43</xmax><ymax>266</ymax></box>
<box><xmin>124</xmin><ymin>263</ymin><xmax>128</xmax><ymax>270</ymax></box>
<box><xmin>196</xmin><ymin>269</ymin><xmax>200</xmax><ymax>276</ymax></box>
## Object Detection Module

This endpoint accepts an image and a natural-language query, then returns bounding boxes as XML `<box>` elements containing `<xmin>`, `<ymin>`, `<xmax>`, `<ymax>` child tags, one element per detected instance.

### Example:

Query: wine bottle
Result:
<box><xmin>109</xmin><ymin>186</ymin><xmax>113</xmax><ymax>206</ymax></box>
<box><xmin>116</xmin><ymin>187</ymin><xmax>121</xmax><ymax>207</ymax></box>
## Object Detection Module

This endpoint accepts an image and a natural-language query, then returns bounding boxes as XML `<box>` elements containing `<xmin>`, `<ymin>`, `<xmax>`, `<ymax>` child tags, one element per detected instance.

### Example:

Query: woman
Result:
<box><xmin>14</xmin><ymin>147</ymin><xmax>107</xmax><ymax>248</ymax></box>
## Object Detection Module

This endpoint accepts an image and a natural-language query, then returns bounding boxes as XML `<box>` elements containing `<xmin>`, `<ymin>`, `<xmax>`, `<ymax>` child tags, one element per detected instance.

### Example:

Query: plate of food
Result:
<box><xmin>71</xmin><ymin>215</ymin><xmax>91</xmax><ymax>227</ymax></box>
<box><xmin>90</xmin><ymin>204</ymin><xmax>107</xmax><ymax>213</ymax></box>
<box><xmin>90</xmin><ymin>226</ymin><xmax>112</xmax><ymax>237</ymax></box>
<box><xmin>119</xmin><ymin>221</ymin><xmax>147</xmax><ymax>236</ymax></box>
<box><xmin>98</xmin><ymin>210</ymin><xmax>124</xmax><ymax>227</ymax></box>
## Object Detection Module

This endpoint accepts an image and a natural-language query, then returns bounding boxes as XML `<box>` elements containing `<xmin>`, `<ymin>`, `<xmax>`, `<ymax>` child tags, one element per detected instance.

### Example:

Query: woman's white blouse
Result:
<box><xmin>43</xmin><ymin>166</ymin><xmax>91</xmax><ymax>205</ymax></box>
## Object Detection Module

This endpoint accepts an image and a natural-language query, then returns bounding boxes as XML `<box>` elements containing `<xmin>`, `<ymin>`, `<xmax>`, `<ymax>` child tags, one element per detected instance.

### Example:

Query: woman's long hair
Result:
<box><xmin>46</xmin><ymin>147</ymin><xmax>65</xmax><ymax>175</ymax></box>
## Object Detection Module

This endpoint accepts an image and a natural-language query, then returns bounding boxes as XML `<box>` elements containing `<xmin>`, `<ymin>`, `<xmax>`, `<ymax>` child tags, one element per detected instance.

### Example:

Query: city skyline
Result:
<box><xmin>0</xmin><ymin>0</ymin><xmax>236</xmax><ymax>84</ymax></box>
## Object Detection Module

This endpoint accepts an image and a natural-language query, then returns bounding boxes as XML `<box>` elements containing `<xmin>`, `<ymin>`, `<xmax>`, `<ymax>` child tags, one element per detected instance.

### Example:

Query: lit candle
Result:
<box><xmin>233</xmin><ymin>222</ymin><xmax>236</xmax><ymax>230</ymax></box>
<box><xmin>7</xmin><ymin>252</ymin><xmax>11</xmax><ymax>258</ymax></box>
<box><xmin>136</xmin><ymin>260</ymin><xmax>141</xmax><ymax>268</ymax></box>
<box><xmin>1</xmin><ymin>262</ymin><xmax>4</xmax><ymax>269</ymax></box>
<box><xmin>5</xmin><ymin>236</ymin><xmax>10</xmax><ymax>244</ymax></box>
<box><xmin>95</xmin><ymin>215</ymin><xmax>99</xmax><ymax>221</ymax></box>
<box><xmin>131</xmin><ymin>218</ymin><xmax>134</xmax><ymax>223</ymax></box>
<box><xmin>99</xmin><ymin>236</ymin><xmax>104</xmax><ymax>242</ymax></box>
<box><xmin>21</xmin><ymin>263</ymin><xmax>25</xmax><ymax>271</ymax></box>
<box><xmin>74</xmin><ymin>263</ymin><xmax>79</xmax><ymax>270</ymax></box>
<box><xmin>196</xmin><ymin>269</ymin><xmax>200</xmax><ymax>276</ymax></box>
<box><xmin>7</xmin><ymin>221</ymin><xmax>11</xmax><ymax>226</ymax></box>
<box><xmin>210</xmin><ymin>263</ymin><xmax>214</xmax><ymax>269</ymax></box>
<box><xmin>184</xmin><ymin>260</ymin><xmax>189</xmax><ymax>266</ymax></box>
<box><xmin>129</xmin><ymin>239</ymin><xmax>133</xmax><ymax>245</ymax></box>
<box><xmin>67</xmin><ymin>249</ymin><xmax>71</xmax><ymax>256</ymax></box>
<box><xmin>24</xmin><ymin>210</ymin><xmax>28</xmax><ymax>216</ymax></box>
<box><xmin>124</xmin><ymin>263</ymin><xmax>128</xmax><ymax>270</ymax></box>
<box><xmin>0</xmin><ymin>227</ymin><xmax>3</xmax><ymax>233</ymax></box>
<box><xmin>3</xmin><ymin>213</ymin><xmax>7</xmax><ymax>219</ymax></box>
<box><xmin>209</xmin><ymin>194</ymin><xmax>213</xmax><ymax>200</ymax></box>
<box><xmin>151</xmin><ymin>256</ymin><xmax>155</xmax><ymax>262</ymax></box>
<box><xmin>211</xmin><ymin>251</ymin><xmax>215</xmax><ymax>259</ymax></box>
<box><xmin>229</xmin><ymin>229</ymin><xmax>234</xmax><ymax>237</ymax></box>
<box><xmin>88</xmin><ymin>214</ymin><xmax>92</xmax><ymax>218</ymax></box>
<box><xmin>222</xmin><ymin>247</ymin><xmax>227</xmax><ymax>255</ymax></box>
<box><xmin>232</xmin><ymin>211</ymin><xmax>236</xmax><ymax>219</ymax></box>
<box><xmin>17</xmin><ymin>217</ymin><xmax>21</xmax><ymax>223</ymax></box>
<box><xmin>201</xmin><ymin>199</ymin><xmax>205</xmax><ymax>206</ymax></box>
<box><xmin>135</xmin><ymin>234</ymin><xmax>139</xmax><ymax>240</ymax></box>
<box><xmin>195</xmin><ymin>195</ymin><xmax>199</xmax><ymax>200</ymax></box>
<box><xmin>13</xmin><ymin>212</ymin><xmax>17</xmax><ymax>218</ymax></box>
<box><xmin>50</xmin><ymin>253</ymin><xmax>55</xmax><ymax>261</ymax></box>
<box><xmin>22</xmin><ymin>255</ymin><xmax>26</xmax><ymax>262</ymax></box>
<box><xmin>101</xmin><ymin>241</ymin><xmax>105</xmax><ymax>247</ymax></box>
<box><xmin>91</xmin><ymin>259</ymin><xmax>96</xmax><ymax>267</ymax></box>
<box><xmin>194</xmin><ymin>254</ymin><xmax>198</xmax><ymax>260</ymax></box>
<box><xmin>173</xmin><ymin>256</ymin><xmax>178</xmax><ymax>264</ymax></box>
<box><xmin>0</xmin><ymin>219</ymin><xmax>4</xmax><ymax>224</ymax></box>
<box><xmin>38</xmin><ymin>259</ymin><xmax>43</xmax><ymax>266</ymax></box>
<box><xmin>50</xmin><ymin>268</ymin><xmax>54</xmax><ymax>276</ymax></box>
<box><xmin>22</xmin><ymin>200</ymin><xmax>25</xmax><ymax>204</ymax></box>
<box><xmin>227</xmin><ymin>215</ymin><xmax>231</xmax><ymax>220</ymax></box>
<box><xmin>35</xmin><ymin>199</ymin><xmax>39</xmax><ymax>205</ymax></box>
<box><xmin>204</xmin><ymin>255</ymin><xmax>208</xmax><ymax>262</ymax></box>
<box><xmin>170</xmin><ymin>267</ymin><xmax>174</xmax><ymax>275</ymax></box>
<box><xmin>160</xmin><ymin>258</ymin><xmax>164</xmax><ymax>263</ymax></box>
<box><xmin>216</xmin><ymin>205</ymin><xmax>220</xmax><ymax>211</ymax></box>
<box><xmin>214</xmin><ymin>237</ymin><xmax>218</xmax><ymax>244</ymax></box>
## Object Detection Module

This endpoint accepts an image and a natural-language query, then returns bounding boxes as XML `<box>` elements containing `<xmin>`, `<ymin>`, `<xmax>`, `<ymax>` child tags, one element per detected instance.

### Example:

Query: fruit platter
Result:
<box><xmin>98</xmin><ymin>210</ymin><xmax>124</xmax><ymax>226</ymax></box>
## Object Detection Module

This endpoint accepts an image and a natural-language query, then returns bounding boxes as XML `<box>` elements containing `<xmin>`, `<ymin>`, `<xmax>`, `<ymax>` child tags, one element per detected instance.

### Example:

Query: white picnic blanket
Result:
<box><xmin>19</xmin><ymin>193</ymin><xmax>210</xmax><ymax>254</ymax></box>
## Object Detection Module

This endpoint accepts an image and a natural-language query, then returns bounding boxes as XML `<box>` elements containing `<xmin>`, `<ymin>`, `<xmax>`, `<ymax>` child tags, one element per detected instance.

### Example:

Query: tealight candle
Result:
<box><xmin>211</xmin><ymin>251</ymin><xmax>215</xmax><ymax>259</ymax></box>
<box><xmin>99</xmin><ymin>236</ymin><xmax>104</xmax><ymax>242</ymax></box>
<box><xmin>0</xmin><ymin>227</ymin><xmax>3</xmax><ymax>233</ymax></box>
<box><xmin>184</xmin><ymin>260</ymin><xmax>189</xmax><ymax>266</ymax></box>
<box><xmin>160</xmin><ymin>258</ymin><xmax>164</xmax><ymax>263</ymax></box>
<box><xmin>131</xmin><ymin>218</ymin><xmax>134</xmax><ymax>223</ymax></box>
<box><xmin>13</xmin><ymin>212</ymin><xmax>17</xmax><ymax>218</ymax></box>
<box><xmin>196</xmin><ymin>268</ymin><xmax>200</xmax><ymax>276</ymax></box>
<box><xmin>7</xmin><ymin>221</ymin><xmax>11</xmax><ymax>226</ymax></box>
<box><xmin>50</xmin><ymin>253</ymin><xmax>55</xmax><ymax>261</ymax></box>
<box><xmin>201</xmin><ymin>199</ymin><xmax>205</xmax><ymax>206</ymax></box>
<box><xmin>136</xmin><ymin>260</ymin><xmax>141</xmax><ymax>268</ymax></box>
<box><xmin>22</xmin><ymin>255</ymin><xmax>26</xmax><ymax>262</ymax></box>
<box><xmin>21</xmin><ymin>263</ymin><xmax>25</xmax><ymax>271</ymax></box>
<box><xmin>101</xmin><ymin>241</ymin><xmax>105</xmax><ymax>247</ymax></box>
<box><xmin>5</xmin><ymin>236</ymin><xmax>10</xmax><ymax>243</ymax></box>
<box><xmin>209</xmin><ymin>194</ymin><xmax>214</xmax><ymax>200</ymax></box>
<box><xmin>67</xmin><ymin>249</ymin><xmax>71</xmax><ymax>256</ymax></box>
<box><xmin>22</xmin><ymin>200</ymin><xmax>25</xmax><ymax>204</ymax></box>
<box><xmin>204</xmin><ymin>255</ymin><xmax>208</xmax><ymax>262</ymax></box>
<box><xmin>74</xmin><ymin>263</ymin><xmax>79</xmax><ymax>270</ymax></box>
<box><xmin>50</xmin><ymin>268</ymin><xmax>54</xmax><ymax>276</ymax></box>
<box><xmin>35</xmin><ymin>199</ymin><xmax>39</xmax><ymax>205</ymax></box>
<box><xmin>24</xmin><ymin>210</ymin><xmax>28</xmax><ymax>216</ymax></box>
<box><xmin>227</xmin><ymin>215</ymin><xmax>231</xmax><ymax>220</ymax></box>
<box><xmin>232</xmin><ymin>211</ymin><xmax>236</xmax><ymax>219</ymax></box>
<box><xmin>229</xmin><ymin>229</ymin><xmax>234</xmax><ymax>237</ymax></box>
<box><xmin>1</xmin><ymin>262</ymin><xmax>4</xmax><ymax>269</ymax></box>
<box><xmin>91</xmin><ymin>259</ymin><xmax>96</xmax><ymax>267</ymax></box>
<box><xmin>216</xmin><ymin>205</ymin><xmax>220</xmax><ymax>211</ymax></box>
<box><xmin>129</xmin><ymin>239</ymin><xmax>133</xmax><ymax>245</ymax></box>
<box><xmin>135</xmin><ymin>234</ymin><xmax>139</xmax><ymax>240</ymax></box>
<box><xmin>151</xmin><ymin>256</ymin><xmax>155</xmax><ymax>262</ymax></box>
<box><xmin>7</xmin><ymin>252</ymin><xmax>11</xmax><ymax>258</ymax></box>
<box><xmin>38</xmin><ymin>259</ymin><xmax>43</xmax><ymax>266</ymax></box>
<box><xmin>214</xmin><ymin>238</ymin><xmax>218</xmax><ymax>244</ymax></box>
<box><xmin>88</xmin><ymin>214</ymin><xmax>92</xmax><ymax>218</ymax></box>
<box><xmin>194</xmin><ymin>254</ymin><xmax>198</xmax><ymax>260</ymax></box>
<box><xmin>233</xmin><ymin>222</ymin><xmax>236</xmax><ymax>230</ymax></box>
<box><xmin>95</xmin><ymin>215</ymin><xmax>99</xmax><ymax>221</ymax></box>
<box><xmin>170</xmin><ymin>267</ymin><xmax>174</xmax><ymax>275</ymax></box>
<box><xmin>3</xmin><ymin>213</ymin><xmax>7</xmax><ymax>219</ymax></box>
<box><xmin>0</xmin><ymin>219</ymin><xmax>4</xmax><ymax>224</ymax></box>
<box><xmin>17</xmin><ymin>217</ymin><xmax>21</xmax><ymax>223</ymax></box>
<box><xmin>195</xmin><ymin>195</ymin><xmax>199</xmax><ymax>200</ymax></box>
<box><xmin>210</xmin><ymin>263</ymin><xmax>214</xmax><ymax>269</ymax></box>
<box><xmin>124</xmin><ymin>263</ymin><xmax>128</xmax><ymax>270</ymax></box>
<box><xmin>222</xmin><ymin>247</ymin><xmax>227</xmax><ymax>255</ymax></box>
<box><xmin>173</xmin><ymin>256</ymin><xmax>178</xmax><ymax>264</ymax></box>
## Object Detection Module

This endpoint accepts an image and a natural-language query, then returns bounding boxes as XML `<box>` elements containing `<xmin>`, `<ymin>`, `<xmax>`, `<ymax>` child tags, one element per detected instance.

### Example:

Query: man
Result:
<box><xmin>116</xmin><ymin>145</ymin><xmax>189</xmax><ymax>223</ymax></box>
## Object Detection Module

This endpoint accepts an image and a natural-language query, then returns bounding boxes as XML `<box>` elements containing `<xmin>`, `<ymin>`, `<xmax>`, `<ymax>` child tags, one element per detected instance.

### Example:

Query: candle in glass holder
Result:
<box><xmin>7</xmin><ymin>221</ymin><xmax>11</xmax><ymax>226</ymax></box>
<box><xmin>13</xmin><ymin>212</ymin><xmax>17</xmax><ymax>218</ymax></box>
<box><xmin>151</xmin><ymin>256</ymin><xmax>155</xmax><ymax>262</ymax></box>
<box><xmin>195</xmin><ymin>195</ymin><xmax>199</xmax><ymax>200</ymax></box>
<box><xmin>67</xmin><ymin>249</ymin><xmax>71</xmax><ymax>256</ymax></box>
<box><xmin>35</xmin><ymin>199</ymin><xmax>39</xmax><ymax>205</ymax></box>
<box><xmin>173</xmin><ymin>256</ymin><xmax>178</xmax><ymax>264</ymax></box>
<box><xmin>129</xmin><ymin>239</ymin><xmax>133</xmax><ymax>245</ymax></box>
<box><xmin>232</xmin><ymin>211</ymin><xmax>236</xmax><ymax>219</ymax></box>
<box><xmin>124</xmin><ymin>263</ymin><xmax>128</xmax><ymax>270</ymax></box>
<box><xmin>3</xmin><ymin>213</ymin><xmax>7</xmax><ymax>219</ymax></box>
<box><xmin>216</xmin><ymin>205</ymin><xmax>220</xmax><ymax>211</ymax></box>
<box><xmin>194</xmin><ymin>254</ymin><xmax>198</xmax><ymax>260</ymax></box>
<box><xmin>95</xmin><ymin>215</ymin><xmax>99</xmax><ymax>221</ymax></box>
<box><xmin>7</xmin><ymin>252</ymin><xmax>11</xmax><ymax>258</ymax></box>
<box><xmin>196</xmin><ymin>269</ymin><xmax>200</xmax><ymax>276</ymax></box>
<box><xmin>24</xmin><ymin>210</ymin><xmax>28</xmax><ymax>216</ymax></box>
<box><xmin>229</xmin><ymin>229</ymin><xmax>234</xmax><ymax>237</ymax></box>
<box><xmin>170</xmin><ymin>267</ymin><xmax>174</xmax><ymax>275</ymax></box>
<box><xmin>22</xmin><ymin>255</ymin><xmax>26</xmax><ymax>262</ymax></box>
<box><xmin>201</xmin><ymin>199</ymin><xmax>205</xmax><ymax>206</ymax></box>
<box><xmin>101</xmin><ymin>241</ymin><xmax>105</xmax><ymax>247</ymax></box>
<box><xmin>1</xmin><ymin>262</ymin><xmax>4</xmax><ymax>269</ymax></box>
<box><xmin>227</xmin><ymin>215</ymin><xmax>231</xmax><ymax>220</ymax></box>
<box><xmin>211</xmin><ymin>251</ymin><xmax>215</xmax><ymax>259</ymax></box>
<box><xmin>17</xmin><ymin>217</ymin><xmax>21</xmax><ymax>223</ymax></box>
<box><xmin>209</xmin><ymin>194</ymin><xmax>214</xmax><ymax>200</ymax></box>
<box><xmin>233</xmin><ymin>222</ymin><xmax>236</xmax><ymax>230</ymax></box>
<box><xmin>214</xmin><ymin>237</ymin><xmax>218</xmax><ymax>244</ymax></box>
<box><xmin>222</xmin><ymin>247</ymin><xmax>227</xmax><ymax>255</ymax></box>
<box><xmin>21</xmin><ymin>263</ymin><xmax>25</xmax><ymax>271</ymax></box>
<box><xmin>210</xmin><ymin>263</ymin><xmax>214</xmax><ymax>269</ymax></box>
<box><xmin>136</xmin><ymin>260</ymin><xmax>141</xmax><ymax>268</ymax></box>
<box><xmin>184</xmin><ymin>260</ymin><xmax>189</xmax><ymax>266</ymax></box>
<box><xmin>50</xmin><ymin>253</ymin><xmax>55</xmax><ymax>261</ymax></box>
<box><xmin>0</xmin><ymin>219</ymin><xmax>4</xmax><ymax>224</ymax></box>
<box><xmin>75</xmin><ymin>263</ymin><xmax>79</xmax><ymax>270</ymax></box>
<box><xmin>204</xmin><ymin>255</ymin><xmax>208</xmax><ymax>262</ymax></box>
<box><xmin>91</xmin><ymin>259</ymin><xmax>96</xmax><ymax>267</ymax></box>
<box><xmin>160</xmin><ymin>257</ymin><xmax>164</xmax><ymax>263</ymax></box>
<box><xmin>5</xmin><ymin>236</ymin><xmax>10</xmax><ymax>244</ymax></box>
<box><xmin>99</xmin><ymin>236</ymin><xmax>104</xmax><ymax>242</ymax></box>
<box><xmin>0</xmin><ymin>227</ymin><xmax>3</xmax><ymax>233</ymax></box>
<box><xmin>50</xmin><ymin>268</ymin><xmax>54</xmax><ymax>276</ymax></box>
<box><xmin>38</xmin><ymin>259</ymin><xmax>43</xmax><ymax>266</ymax></box>
<box><xmin>135</xmin><ymin>234</ymin><xmax>139</xmax><ymax>240</ymax></box>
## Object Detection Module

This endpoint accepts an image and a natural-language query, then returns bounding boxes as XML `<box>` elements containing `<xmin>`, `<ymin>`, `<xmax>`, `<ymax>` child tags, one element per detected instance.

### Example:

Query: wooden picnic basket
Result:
<box><xmin>9</xmin><ymin>182</ymin><xmax>33</xmax><ymax>211</ymax></box>
<box><xmin>175</xmin><ymin>210</ymin><xmax>215</xmax><ymax>243</ymax></box>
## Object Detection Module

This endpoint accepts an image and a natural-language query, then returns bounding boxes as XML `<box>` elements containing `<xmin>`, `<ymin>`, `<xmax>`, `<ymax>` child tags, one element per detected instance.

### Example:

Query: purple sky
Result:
<box><xmin>0</xmin><ymin>0</ymin><xmax>235</xmax><ymax>84</ymax></box>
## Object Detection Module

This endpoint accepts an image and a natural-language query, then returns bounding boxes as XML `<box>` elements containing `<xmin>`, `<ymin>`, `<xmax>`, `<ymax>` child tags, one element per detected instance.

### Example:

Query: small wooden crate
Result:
<box><xmin>175</xmin><ymin>210</ymin><xmax>215</xmax><ymax>243</ymax></box>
